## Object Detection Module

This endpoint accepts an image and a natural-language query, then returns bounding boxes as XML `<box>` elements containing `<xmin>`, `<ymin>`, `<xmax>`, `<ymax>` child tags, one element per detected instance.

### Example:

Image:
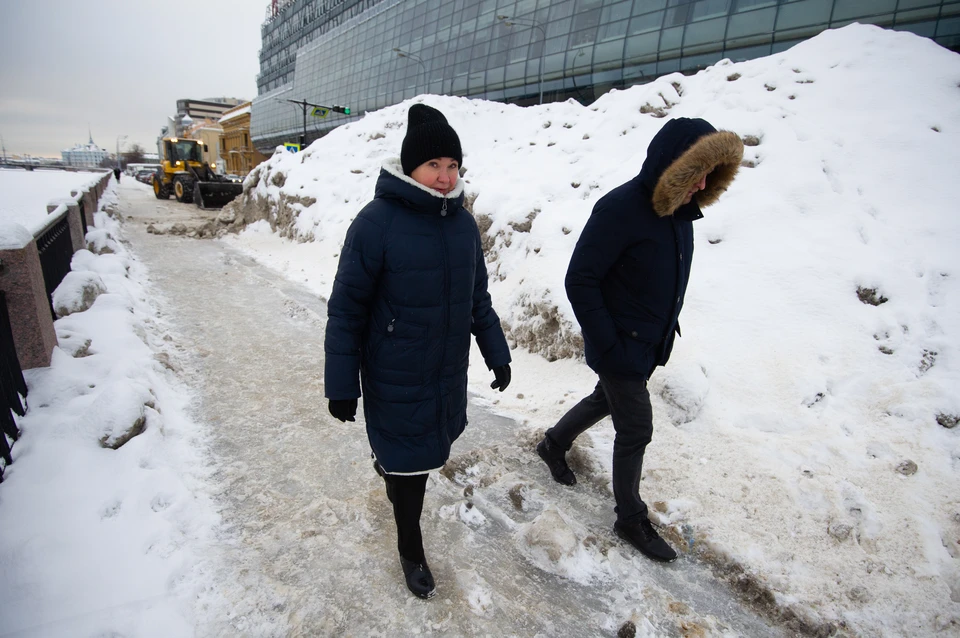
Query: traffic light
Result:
<box><xmin>331</xmin><ymin>105</ymin><xmax>351</xmax><ymax>115</ymax></box>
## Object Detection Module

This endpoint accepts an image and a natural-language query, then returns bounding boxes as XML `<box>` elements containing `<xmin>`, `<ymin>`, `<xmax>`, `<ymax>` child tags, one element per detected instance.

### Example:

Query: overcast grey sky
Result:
<box><xmin>0</xmin><ymin>0</ymin><xmax>267</xmax><ymax>158</ymax></box>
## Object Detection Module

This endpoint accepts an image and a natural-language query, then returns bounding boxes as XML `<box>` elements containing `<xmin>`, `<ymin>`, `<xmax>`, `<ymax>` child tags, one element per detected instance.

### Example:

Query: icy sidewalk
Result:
<box><xmin>119</xmin><ymin>182</ymin><xmax>786</xmax><ymax>636</ymax></box>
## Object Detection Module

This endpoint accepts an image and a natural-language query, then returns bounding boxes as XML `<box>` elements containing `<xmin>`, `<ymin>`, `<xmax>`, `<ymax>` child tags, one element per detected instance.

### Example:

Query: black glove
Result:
<box><xmin>490</xmin><ymin>364</ymin><xmax>511</xmax><ymax>392</ymax></box>
<box><xmin>328</xmin><ymin>398</ymin><xmax>358</xmax><ymax>422</ymax></box>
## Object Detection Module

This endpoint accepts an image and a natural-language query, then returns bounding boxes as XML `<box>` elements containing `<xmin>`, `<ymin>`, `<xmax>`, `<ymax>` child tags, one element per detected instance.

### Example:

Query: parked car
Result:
<box><xmin>135</xmin><ymin>169</ymin><xmax>155</xmax><ymax>185</ymax></box>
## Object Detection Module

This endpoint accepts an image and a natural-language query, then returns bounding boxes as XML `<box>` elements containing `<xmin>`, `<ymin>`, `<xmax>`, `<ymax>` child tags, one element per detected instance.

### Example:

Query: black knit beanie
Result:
<box><xmin>400</xmin><ymin>104</ymin><xmax>463</xmax><ymax>175</ymax></box>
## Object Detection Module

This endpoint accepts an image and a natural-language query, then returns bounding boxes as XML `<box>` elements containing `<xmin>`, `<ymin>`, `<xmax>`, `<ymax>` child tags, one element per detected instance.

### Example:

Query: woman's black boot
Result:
<box><xmin>400</xmin><ymin>556</ymin><xmax>436</xmax><ymax>599</ymax></box>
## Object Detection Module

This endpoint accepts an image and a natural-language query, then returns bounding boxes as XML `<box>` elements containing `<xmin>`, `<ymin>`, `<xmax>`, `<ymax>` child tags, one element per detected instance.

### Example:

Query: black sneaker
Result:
<box><xmin>400</xmin><ymin>556</ymin><xmax>437</xmax><ymax>599</ymax></box>
<box><xmin>536</xmin><ymin>436</ymin><xmax>576</xmax><ymax>486</ymax></box>
<box><xmin>615</xmin><ymin>518</ymin><xmax>678</xmax><ymax>563</ymax></box>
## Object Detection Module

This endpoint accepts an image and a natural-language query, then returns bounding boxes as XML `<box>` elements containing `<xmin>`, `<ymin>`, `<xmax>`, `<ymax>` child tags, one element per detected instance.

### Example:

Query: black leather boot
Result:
<box><xmin>400</xmin><ymin>556</ymin><xmax>436</xmax><ymax>599</ymax></box>
<box><xmin>614</xmin><ymin>518</ymin><xmax>678</xmax><ymax>563</ymax></box>
<box><xmin>536</xmin><ymin>435</ymin><xmax>576</xmax><ymax>486</ymax></box>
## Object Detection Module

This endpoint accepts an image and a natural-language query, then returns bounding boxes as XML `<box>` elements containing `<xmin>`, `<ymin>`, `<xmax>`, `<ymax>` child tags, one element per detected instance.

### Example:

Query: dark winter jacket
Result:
<box><xmin>325</xmin><ymin>158</ymin><xmax>511</xmax><ymax>474</ymax></box>
<box><xmin>565</xmin><ymin>118</ymin><xmax>743</xmax><ymax>378</ymax></box>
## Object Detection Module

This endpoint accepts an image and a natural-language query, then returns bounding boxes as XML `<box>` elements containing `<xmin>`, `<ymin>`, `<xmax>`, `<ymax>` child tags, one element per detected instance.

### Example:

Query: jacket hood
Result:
<box><xmin>638</xmin><ymin>118</ymin><xmax>744</xmax><ymax>217</ymax></box>
<box><xmin>376</xmin><ymin>157</ymin><xmax>465</xmax><ymax>213</ymax></box>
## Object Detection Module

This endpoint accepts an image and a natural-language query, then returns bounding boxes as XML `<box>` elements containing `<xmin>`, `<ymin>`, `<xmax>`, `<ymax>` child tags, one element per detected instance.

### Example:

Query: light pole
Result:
<box><xmin>116</xmin><ymin>135</ymin><xmax>127</xmax><ymax>170</ymax></box>
<box><xmin>284</xmin><ymin>98</ymin><xmax>352</xmax><ymax>149</ymax></box>
<box><xmin>566</xmin><ymin>49</ymin><xmax>589</xmax><ymax>104</ymax></box>
<box><xmin>497</xmin><ymin>14</ymin><xmax>546</xmax><ymax>105</ymax></box>
<box><xmin>393</xmin><ymin>48</ymin><xmax>427</xmax><ymax>93</ymax></box>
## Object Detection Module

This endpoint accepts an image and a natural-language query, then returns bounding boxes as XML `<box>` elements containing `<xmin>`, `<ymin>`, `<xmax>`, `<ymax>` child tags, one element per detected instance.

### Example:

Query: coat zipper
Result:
<box><xmin>436</xmin><ymin>198</ymin><xmax>450</xmax><ymax>437</ymax></box>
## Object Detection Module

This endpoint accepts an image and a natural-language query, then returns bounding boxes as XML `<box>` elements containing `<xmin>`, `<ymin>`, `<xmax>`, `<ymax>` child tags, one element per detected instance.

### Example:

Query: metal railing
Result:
<box><xmin>36</xmin><ymin>216</ymin><xmax>74</xmax><ymax>319</ymax></box>
<box><xmin>0</xmin><ymin>291</ymin><xmax>28</xmax><ymax>482</ymax></box>
<box><xmin>78</xmin><ymin>198</ymin><xmax>88</xmax><ymax>235</ymax></box>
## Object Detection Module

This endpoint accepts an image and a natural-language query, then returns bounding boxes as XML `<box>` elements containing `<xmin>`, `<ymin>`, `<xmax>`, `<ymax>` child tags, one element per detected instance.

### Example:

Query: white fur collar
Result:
<box><xmin>382</xmin><ymin>157</ymin><xmax>464</xmax><ymax>199</ymax></box>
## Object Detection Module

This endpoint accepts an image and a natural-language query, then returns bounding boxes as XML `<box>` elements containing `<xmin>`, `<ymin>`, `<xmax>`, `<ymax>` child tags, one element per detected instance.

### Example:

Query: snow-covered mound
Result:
<box><xmin>0</xmin><ymin>187</ymin><xmax>217</xmax><ymax>636</ymax></box>
<box><xmin>229</xmin><ymin>24</ymin><xmax>960</xmax><ymax>636</ymax></box>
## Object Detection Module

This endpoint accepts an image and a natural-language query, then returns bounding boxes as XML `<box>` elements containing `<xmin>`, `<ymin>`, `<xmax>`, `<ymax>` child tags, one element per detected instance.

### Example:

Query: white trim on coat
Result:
<box><xmin>381</xmin><ymin>157</ymin><xmax>465</xmax><ymax>200</ymax></box>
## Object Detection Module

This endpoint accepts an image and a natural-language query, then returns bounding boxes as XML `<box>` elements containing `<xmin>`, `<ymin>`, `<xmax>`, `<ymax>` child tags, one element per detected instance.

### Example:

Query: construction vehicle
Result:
<box><xmin>152</xmin><ymin>137</ymin><xmax>243</xmax><ymax>208</ymax></box>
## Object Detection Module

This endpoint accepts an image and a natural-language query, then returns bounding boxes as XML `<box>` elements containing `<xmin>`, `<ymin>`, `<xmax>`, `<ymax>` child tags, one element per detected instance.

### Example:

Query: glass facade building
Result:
<box><xmin>252</xmin><ymin>0</ymin><xmax>960</xmax><ymax>151</ymax></box>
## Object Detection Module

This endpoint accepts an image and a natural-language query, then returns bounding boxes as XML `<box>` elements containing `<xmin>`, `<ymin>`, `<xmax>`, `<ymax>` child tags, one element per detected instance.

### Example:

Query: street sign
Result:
<box><xmin>284</xmin><ymin>143</ymin><xmax>300</xmax><ymax>153</ymax></box>
<box><xmin>311</xmin><ymin>107</ymin><xmax>329</xmax><ymax>118</ymax></box>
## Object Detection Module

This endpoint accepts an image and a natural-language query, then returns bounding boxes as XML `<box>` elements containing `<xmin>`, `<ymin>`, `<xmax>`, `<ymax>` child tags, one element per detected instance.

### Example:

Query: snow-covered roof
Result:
<box><xmin>61</xmin><ymin>142</ymin><xmax>106</xmax><ymax>153</ymax></box>
<box><xmin>219</xmin><ymin>103</ymin><xmax>252</xmax><ymax>124</ymax></box>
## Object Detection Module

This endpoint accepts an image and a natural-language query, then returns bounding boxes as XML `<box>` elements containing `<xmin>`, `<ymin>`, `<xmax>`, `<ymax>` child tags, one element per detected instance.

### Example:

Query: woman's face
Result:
<box><xmin>410</xmin><ymin>157</ymin><xmax>459</xmax><ymax>195</ymax></box>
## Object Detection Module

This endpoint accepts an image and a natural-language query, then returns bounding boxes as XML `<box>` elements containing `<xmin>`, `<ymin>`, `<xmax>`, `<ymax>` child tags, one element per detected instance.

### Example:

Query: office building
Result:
<box><xmin>252</xmin><ymin>0</ymin><xmax>960</xmax><ymax>151</ymax></box>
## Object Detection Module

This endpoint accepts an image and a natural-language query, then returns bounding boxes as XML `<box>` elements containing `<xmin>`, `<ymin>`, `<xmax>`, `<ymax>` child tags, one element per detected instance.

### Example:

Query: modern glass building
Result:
<box><xmin>251</xmin><ymin>0</ymin><xmax>960</xmax><ymax>152</ymax></box>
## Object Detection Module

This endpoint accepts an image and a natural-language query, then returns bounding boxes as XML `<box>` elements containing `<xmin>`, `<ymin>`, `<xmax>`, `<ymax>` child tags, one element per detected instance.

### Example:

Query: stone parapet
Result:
<box><xmin>0</xmin><ymin>171</ymin><xmax>109</xmax><ymax>371</ymax></box>
<box><xmin>0</xmin><ymin>224</ymin><xmax>57</xmax><ymax>369</ymax></box>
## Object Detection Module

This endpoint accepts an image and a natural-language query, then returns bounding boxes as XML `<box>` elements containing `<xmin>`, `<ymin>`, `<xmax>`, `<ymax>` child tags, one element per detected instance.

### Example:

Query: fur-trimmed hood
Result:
<box><xmin>638</xmin><ymin>118</ymin><xmax>743</xmax><ymax>217</ymax></box>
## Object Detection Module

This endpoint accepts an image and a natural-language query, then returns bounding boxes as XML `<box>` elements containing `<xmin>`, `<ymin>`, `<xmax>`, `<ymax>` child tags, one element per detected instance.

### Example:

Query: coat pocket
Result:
<box><xmin>601</xmin><ymin>319</ymin><xmax>662</xmax><ymax>376</ymax></box>
<box><xmin>616</xmin><ymin>318</ymin><xmax>663</xmax><ymax>345</ymax></box>
<box><xmin>371</xmin><ymin>317</ymin><xmax>428</xmax><ymax>384</ymax></box>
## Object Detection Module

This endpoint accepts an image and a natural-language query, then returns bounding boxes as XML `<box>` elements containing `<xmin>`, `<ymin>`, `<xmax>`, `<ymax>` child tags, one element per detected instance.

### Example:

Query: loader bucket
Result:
<box><xmin>193</xmin><ymin>181</ymin><xmax>243</xmax><ymax>209</ymax></box>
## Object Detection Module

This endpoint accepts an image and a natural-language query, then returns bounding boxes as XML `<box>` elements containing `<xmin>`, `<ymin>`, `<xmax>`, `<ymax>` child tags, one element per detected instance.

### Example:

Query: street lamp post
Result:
<box><xmin>116</xmin><ymin>135</ymin><xmax>127</xmax><ymax>170</ymax></box>
<box><xmin>566</xmin><ymin>49</ymin><xmax>589</xmax><ymax>104</ymax></box>
<box><xmin>497</xmin><ymin>14</ymin><xmax>546</xmax><ymax>105</ymax></box>
<box><xmin>393</xmin><ymin>48</ymin><xmax>427</xmax><ymax>93</ymax></box>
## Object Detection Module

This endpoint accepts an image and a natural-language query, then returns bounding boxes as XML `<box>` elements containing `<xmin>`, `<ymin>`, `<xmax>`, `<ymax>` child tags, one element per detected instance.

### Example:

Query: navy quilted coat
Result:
<box><xmin>324</xmin><ymin>159</ymin><xmax>511</xmax><ymax>474</ymax></box>
<box><xmin>565</xmin><ymin>118</ymin><xmax>742</xmax><ymax>379</ymax></box>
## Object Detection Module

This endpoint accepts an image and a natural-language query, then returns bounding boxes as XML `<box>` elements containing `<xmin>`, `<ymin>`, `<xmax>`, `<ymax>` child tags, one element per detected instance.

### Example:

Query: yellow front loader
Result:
<box><xmin>152</xmin><ymin>137</ymin><xmax>242</xmax><ymax>208</ymax></box>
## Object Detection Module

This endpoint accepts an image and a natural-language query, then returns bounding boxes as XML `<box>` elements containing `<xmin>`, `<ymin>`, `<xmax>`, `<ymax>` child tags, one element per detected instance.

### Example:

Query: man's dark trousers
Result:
<box><xmin>544</xmin><ymin>373</ymin><xmax>654</xmax><ymax>524</ymax></box>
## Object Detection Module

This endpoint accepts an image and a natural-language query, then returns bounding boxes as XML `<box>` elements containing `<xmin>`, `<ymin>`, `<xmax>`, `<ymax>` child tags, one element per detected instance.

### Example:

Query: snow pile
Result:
<box><xmin>519</xmin><ymin>506</ymin><xmax>603</xmax><ymax>584</ymax></box>
<box><xmin>226</xmin><ymin>24</ymin><xmax>960</xmax><ymax>635</ymax></box>
<box><xmin>0</xmin><ymin>169</ymin><xmax>103</xmax><ymax>233</ymax></box>
<box><xmin>0</xmin><ymin>185</ymin><xmax>217</xmax><ymax>637</ymax></box>
<box><xmin>51</xmin><ymin>270</ymin><xmax>107</xmax><ymax>317</ymax></box>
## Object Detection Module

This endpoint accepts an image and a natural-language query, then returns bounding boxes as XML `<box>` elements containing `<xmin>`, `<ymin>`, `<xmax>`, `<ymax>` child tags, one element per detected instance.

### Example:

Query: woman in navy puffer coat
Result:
<box><xmin>324</xmin><ymin>104</ymin><xmax>511</xmax><ymax>599</ymax></box>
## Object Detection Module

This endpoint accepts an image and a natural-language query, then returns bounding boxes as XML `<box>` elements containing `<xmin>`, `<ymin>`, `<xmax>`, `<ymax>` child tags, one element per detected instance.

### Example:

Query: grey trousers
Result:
<box><xmin>545</xmin><ymin>373</ymin><xmax>654</xmax><ymax>524</ymax></box>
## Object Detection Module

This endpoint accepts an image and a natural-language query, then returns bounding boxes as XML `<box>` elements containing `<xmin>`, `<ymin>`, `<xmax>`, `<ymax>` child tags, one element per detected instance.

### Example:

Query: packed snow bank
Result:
<box><xmin>226</xmin><ymin>24</ymin><xmax>960</xmax><ymax>636</ymax></box>
<box><xmin>0</xmin><ymin>185</ymin><xmax>217</xmax><ymax>637</ymax></box>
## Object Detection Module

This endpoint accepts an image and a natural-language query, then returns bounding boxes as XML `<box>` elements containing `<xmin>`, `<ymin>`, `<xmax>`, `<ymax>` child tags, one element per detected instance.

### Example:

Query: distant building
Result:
<box><xmin>219</xmin><ymin>102</ymin><xmax>267</xmax><ymax>177</ymax></box>
<box><xmin>177</xmin><ymin>98</ymin><xmax>245</xmax><ymax>122</ymax></box>
<box><xmin>185</xmin><ymin>119</ymin><xmax>225</xmax><ymax>170</ymax></box>
<box><xmin>165</xmin><ymin>97</ymin><xmax>246</xmax><ymax>139</ymax></box>
<box><xmin>251</xmin><ymin>0</ymin><xmax>960</xmax><ymax>152</ymax></box>
<box><xmin>61</xmin><ymin>134</ymin><xmax>109</xmax><ymax>168</ymax></box>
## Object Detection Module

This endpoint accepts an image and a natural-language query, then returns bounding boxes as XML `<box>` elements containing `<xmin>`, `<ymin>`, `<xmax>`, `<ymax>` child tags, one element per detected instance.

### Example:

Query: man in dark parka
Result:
<box><xmin>536</xmin><ymin>117</ymin><xmax>743</xmax><ymax>562</ymax></box>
